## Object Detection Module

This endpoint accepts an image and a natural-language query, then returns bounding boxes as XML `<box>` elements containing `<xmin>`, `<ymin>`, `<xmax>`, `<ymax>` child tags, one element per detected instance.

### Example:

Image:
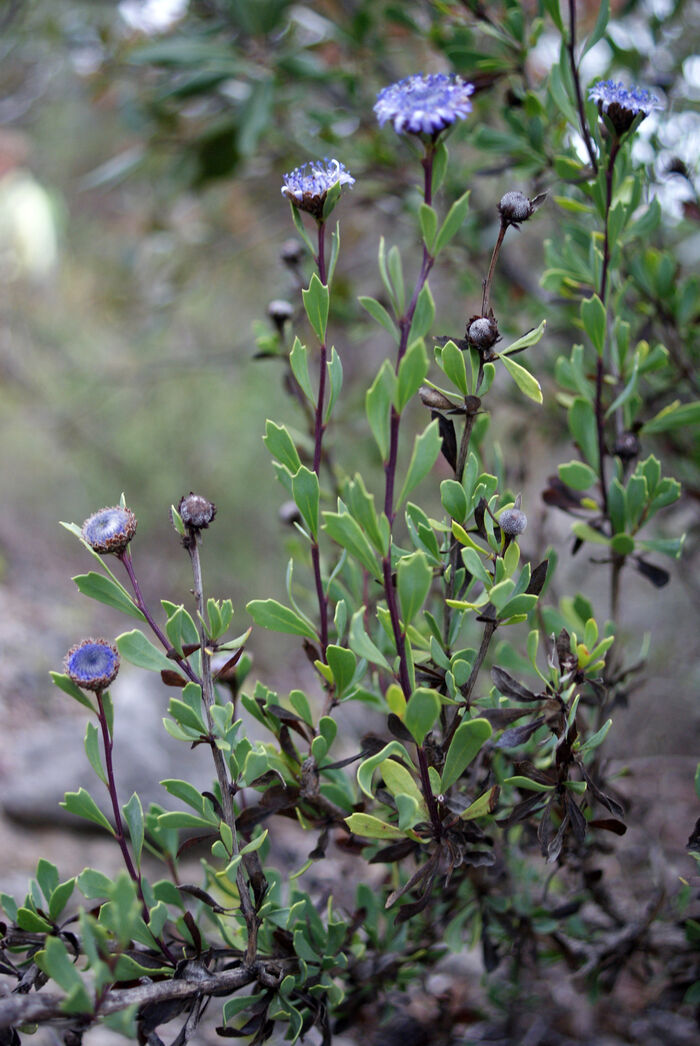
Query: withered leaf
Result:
<box><xmin>491</xmin><ymin>666</ymin><xmax>538</xmax><ymax>702</ymax></box>
<box><xmin>434</xmin><ymin>411</ymin><xmax>457</xmax><ymax>472</ymax></box>
<box><xmin>494</xmin><ymin>716</ymin><xmax>546</xmax><ymax>748</ymax></box>
<box><xmin>634</xmin><ymin>557</ymin><xmax>670</xmax><ymax>588</ymax></box>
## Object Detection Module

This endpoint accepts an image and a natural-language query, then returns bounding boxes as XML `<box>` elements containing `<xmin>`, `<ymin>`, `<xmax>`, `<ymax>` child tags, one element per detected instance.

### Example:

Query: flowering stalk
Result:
<box><xmin>311</xmin><ymin>219</ymin><xmax>329</xmax><ymax>659</ymax></box>
<box><xmin>186</xmin><ymin>529</ymin><xmax>259</xmax><ymax>964</ymax></box>
<box><xmin>566</xmin><ymin>0</ymin><xmax>598</xmax><ymax>173</ymax></box>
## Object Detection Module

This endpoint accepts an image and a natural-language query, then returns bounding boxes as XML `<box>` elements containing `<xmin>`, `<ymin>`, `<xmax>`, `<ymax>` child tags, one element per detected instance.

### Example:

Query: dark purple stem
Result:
<box><xmin>381</xmin><ymin>139</ymin><xmax>440</xmax><ymax>837</ymax></box>
<box><xmin>118</xmin><ymin>550</ymin><xmax>201</xmax><ymax>686</ymax></box>
<box><xmin>481</xmin><ymin>222</ymin><xmax>507</xmax><ymax>315</ymax></box>
<box><xmin>312</xmin><ymin>219</ymin><xmax>329</xmax><ymax>657</ymax></box>
<box><xmin>594</xmin><ymin>141</ymin><xmax>620</xmax><ymax>518</ymax></box>
<box><xmin>95</xmin><ymin>691</ymin><xmax>148</xmax><ymax>921</ymax></box>
<box><xmin>567</xmin><ymin>0</ymin><xmax>598</xmax><ymax>174</ymax></box>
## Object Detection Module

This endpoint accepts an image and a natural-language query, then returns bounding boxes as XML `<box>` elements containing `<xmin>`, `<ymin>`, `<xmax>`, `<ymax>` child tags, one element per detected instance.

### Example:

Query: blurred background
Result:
<box><xmin>0</xmin><ymin>0</ymin><xmax>699</xmax><ymax>1016</ymax></box>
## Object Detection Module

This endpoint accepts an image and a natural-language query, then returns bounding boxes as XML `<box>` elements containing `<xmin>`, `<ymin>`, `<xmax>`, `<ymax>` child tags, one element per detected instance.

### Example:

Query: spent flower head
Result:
<box><xmin>374</xmin><ymin>73</ymin><xmax>474</xmax><ymax>136</ymax></box>
<box><xmin>281</xmin><ymin>159</ymin><xmax>354</xmax><ymax>219</ymax></box>
<box><xmin>64</xmin><ymin>639</ymin><xmax>120</xmax><ymax>692</ymax></box>
<box><xmin>82</xmin><ymin>506</ymin><xmax>137</xmax><ymax>555</ymax></box>
<box><xmin>588</xmin><ymin>80</ymin><xmax>662</xmax><ymax>134</ymax></box>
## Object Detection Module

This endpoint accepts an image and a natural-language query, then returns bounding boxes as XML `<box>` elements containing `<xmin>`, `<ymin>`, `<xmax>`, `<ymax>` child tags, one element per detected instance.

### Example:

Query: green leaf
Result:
<box><xmin>116</xmin><ymin>629</ymin><xmax>173</xmax><ymax>673</ymax></box>
<box><xmin>325</xmin><ymin>645</ymin><xmax>357</xmax><ymax>697</ymax></box>
<box><xmin>345</xmin><ymin>813</ymin><xmax>405</xmax><ymax>840</ymax></box>
<box><xmin>459</xmin><ymin>785</ymin><xmax>500</xmax><ymax>820</ymax></box>
<box><xmin>499</xmin><ymin>319</ymin><xmax>547</xmax><ymax>356</ymax></box>
<box><xmin>292</xmin><ymin>466</ymin><xmax>320</xmax><ymax>539</ymax></box>
<box><xmin>499</xmin><ymin>353</ymin><xmax>543</xmax><ymax>403</ymax></box>
<box><xmin>302</xmin><ymin>272</ymin><xmax>329</xmax><ymax>343</ymax></box>
<box><xmin>323</xmin><ymin>511</ymin><xmax>381</xmax><ymax>579</ymax></box>
<box><xmin>419</xmin><ymin>203</ymin><xmax>438</xmax><ymax>251</ymax></box>
<box><xmin>441</xmin><ymin>479</ymin><xmax>468</xmax><ymax>523</ymax></box>
<box><xmin>84</xmin><ymin>722</ymin><xmax>107</xmax><ymax>785</ymax></box>
<box><xmin>558</xmin><ymin>460</ymin><xmax>597</xmax><ymax>491</ymax></box>
<box><xmin>405</xmin><ymin>688</ymin><xmax>440</xmax><ymax>745</ymax></box>
<box><xmin>123</xmin><ymin>793</ymin><xmax>144</xmax><ymax>868</ymax></box>
<box><xmin>434</xmin><ymin>189</ymin><xmax>470</xmax><ymax>254</ymax></box>
<box><xmin>357</xmin><ymin>740</ymin><xmax>412</xmax><ymax>797</ymax></box>
<box><xmin>441</xmin><ymin>718</ymin><xmax>492</xmax><ymax>791</ymax></box>
<box><xmin>77</xmin><ymin>868</ymin><xmax>113</xmax><ymax>899</ymax></box>
<box><xmin>36</xmin><ymin>937</ymin><xmax>92</xmax><ymax>1013</ymax></box>
<box><xmin>581</xmin><ymin>295</ymin><xmax>607</xmax><ymax>357</ymax></box>
<box><xmin>349</xmin><ymin>608</ymin><xmax>390</xmax><ymax>670</ymax></box>
<box><xmin>289</xmin><ymin>337</ymin><xmax>314</xmax><ymax>403</ymax></box>
<box><xmin>366</xmin><ymin>360</ymin><xmax>397</xmax><ymax>461</ymax></box>
<box><xmin>359</xmin><ymin>295</ymin><xmax>399</xmax><ymax>339</ymax></box>
<box><xmin>48</xmin><ymin>878</ymin><xmax>76</xmax><ymax>922</ymax></box>
<box><xmin>325</xmin><ymin>346</ymin><xmax>343</xmax><ymax>421</ymax></box>
<box><xmin>409</xmin><ymin>283</ymin><xmax>435</xmax><ymax>342</ymax></box>
<box><xmin>398</xmin><ymin>419</ymin><xmax>442</xmax><ymax>506</ymax></box>
<box><xmin>163</xmin><ymin>603</ymin><xmax>199</xmax><ymax>656</ymax></box>
<box><xmin>387</xmin><ymin>246</ymin><xmax>405</xmax><ymax>314</ymax></box>
<box><xmin>582</xmin><ymin>0</ymin><xmax>610</xmax><ymax>56</ymax></box>
<box><xmin>61</xmin><ymin>788</ymin><xmax>114</xmax><ymax>835</ymax></box>
<box><xmin>157</xmin><ymin>810</ymin><xmax>218</xmax><ymax>831</ymax></box>
<box><xmin>571</xmin><ymin>523</ymin><xmax>611</xmax><ymax>546</ymax></box>
<box><xmin>396</xmin><ymin>340</ymin><xmax>428</xmax><ymax>412</ymax></box>
<box><xmin>263</xmin><ymin>420</ymin><xmax>301</xmax><ymax>474</ymax></box>
<box><xmin>73</xmin><ymin>573</ymin><xmax>145</xmax><ymax>622</ymax></box>
<box><xmin>380</xmin><ymin>760</ymin><xmax>426</xmax><ymax>811</ymax></box>
<box><xmin>345</xmin><ymin>473</ymin><xmax>388</xmax><ymax>555</ymax></box>
<box><xmin>437</xmin><ymin>339</ymin><xmax>469</xmax><ymax>395</ymax></box>
<box><xmin>50</xmin><ymin>672</ymin><xmax>96</xmax><ymax>713</ymax></box>
<box><xmin>17</xmin><ymin>906</ymin><xmax>53</xmax><ymax>932</ymax></box>
<box><xmin>246</xmin><ymin>599</ymin><xmax>317</xmax><ymax>640</ymax></box>
<box><xmin>504</xmin><ymin>776</ymin><xmax>554</xmax><ymax>793</ymax></box>
<box><xmin>641</xmin><ymin>400</ymin><xmax>700</xmax><ymax>435</ymax></box>
<box><xmin>568</xmin><ymin>397</ymin><xmax>599</xmax><ymax>468</ymax></box>
<box><xmin>397</xmin><ymin>551</ymin><xmax>433</xmax><ymax>624</ymax></box>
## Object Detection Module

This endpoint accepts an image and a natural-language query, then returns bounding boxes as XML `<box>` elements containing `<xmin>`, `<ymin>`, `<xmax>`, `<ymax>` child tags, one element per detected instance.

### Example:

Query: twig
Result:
<box><xmin>566</xmin><ymin>0</ymin><xmax>598</xmax><ymax>173</ymax></box>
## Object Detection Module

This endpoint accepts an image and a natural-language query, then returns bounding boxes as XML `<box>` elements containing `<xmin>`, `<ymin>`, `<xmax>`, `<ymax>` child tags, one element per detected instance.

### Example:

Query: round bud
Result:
<box><xmin>82</xmin><ymin>506</ymin><xmax>137</xmax><ymax>555</ymax></box>
<box><xmin>499</xmin><ymin>507</ymin><xmax>528</xmax><ymax>536</ymax></box>
<box><xmin>498</xmin><ymin>190</ymin><xmax>533</xmax><ymax>225</ymax></box>
<box><xmin>279</xmin><ymin>500</ymin><xmax>303</xmax><ymax>526</ymax></box>
<box><xmin>613</xmin><ymin>432</ymin><xmax>640</xmax><ymax>461</ymax></box>
<box><xmin>267</xmin><ymin>299</ymin><xmax>294</xmax><ymax>325</ymax></box>
<box><xmin>64</xmin><ymin>639</ymin><xmax>120</xmax><ymax>692</ymax></box>
<box><xmin>280</xmin><ymin>239</ymin><xmax>304</xmax><ymax>266</ymax></box>
<box><xmin>467</xmin><ymin>315</ymin><xmax>500</xmax><ymax>352</ymax></box>
<box><xmin>178</xmin><ymin>493</ymin><xmax>216</xmax><ymax>531</ymax></box>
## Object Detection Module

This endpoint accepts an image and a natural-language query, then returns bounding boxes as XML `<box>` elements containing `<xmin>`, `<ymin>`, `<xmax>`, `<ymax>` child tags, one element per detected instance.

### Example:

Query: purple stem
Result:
<box><xmin>118</xmin><ymin>550</ymin><xmax>201</xmax><ymax>686</ymax></box>
<box><xmin>95</xmin><ymin>691</ymin><xmax>149</xmax><ymax>922</ymax></box>
<box><xmin>311</xmin><ymin>220</ymin><xmax>330</xmax><ymax>657</ymax></box>
<box><xmin>381</xmin><ymin>140</ymin><xmax>440</xmax><ymax>836</ymax></box>
<box><xmin>594</xmin><ymin>141</ymin><xmax>620</xmax><ymax>518</ymax></box>
<box><xmin>567</xmin><ymin>0</ymin><xmax>598</xmax><ymax>174</ymax></box>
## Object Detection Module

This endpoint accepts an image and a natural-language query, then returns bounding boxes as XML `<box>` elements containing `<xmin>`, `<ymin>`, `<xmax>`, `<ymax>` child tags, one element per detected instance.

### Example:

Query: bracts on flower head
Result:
<box><xmin>177</xmin><ymin>492</ymin><xmax>216</xmax><ymax>549</ymax></box>
<box><xmin>64</xmin><ymin>638</ymin><xmax>120</xmax><ymax>692</ymax></box>
<box><xmin>466</xmin><ymin>311</ymin><xmax>500</xmax><ymax>355</ymax></box>
<box><xmin>82</xmin><ymin>506</ymin><xmax>137</xmax><ymax>555</ymax></box>
<box><xmin>281</xmin><ymin>158</ymin><xmax>355</xmax><ymax>219</ymax></box>
<box><xmin>588</xmin><ymin>80</ymin><xmax>663</xmax><ymax>136</ymax></box>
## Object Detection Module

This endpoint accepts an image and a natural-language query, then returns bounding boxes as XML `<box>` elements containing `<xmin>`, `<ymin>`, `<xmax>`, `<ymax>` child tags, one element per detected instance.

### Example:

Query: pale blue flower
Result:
<box><xmin>588</xmin><ymin>80</ymin><xmax>662</xmax><ymax>132</ymax></box>
<box><xmin>281</xmin><ymin>159</ymin><xmax>354</xmax><ymax>216</ymax></box>
<box><xmin>374</xmin><ymin>73</ymin><xmax>475</xmax><ymax>136</ymax></box>
<box><xmin>65</xmin><ymin>639</ymin><xmax>120</xmax><ymax>691</ymax></box>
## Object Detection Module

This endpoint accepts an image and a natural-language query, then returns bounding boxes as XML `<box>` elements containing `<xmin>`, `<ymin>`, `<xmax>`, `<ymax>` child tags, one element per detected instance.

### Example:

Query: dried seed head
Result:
<box><xmin>64</xmin><ymin>638</ymin><xmax>120</xmax><ymax>692</ymax></box>
<box><xmin>178</xmin><ymin>493</ymin><xmax>216</xmax><ymax>531</ymax></box>
<box><xmin>498</xmin><ymin>190</ymin><xmax>533</xmax><ymax>226</ymax></box>
<box><xmin>499</xmin><ymin>507</ymin><xmax>528</xmax><ymax>536</ymax></box>
<box><xmin>467</xmin><ymin>315</ymin><xmax>500</xmax><ymax>352</ymax></box>
<box><xmin>82</xmin><ymin>506</ymin><xmax>137</xmax><ymax>555</ymax></box>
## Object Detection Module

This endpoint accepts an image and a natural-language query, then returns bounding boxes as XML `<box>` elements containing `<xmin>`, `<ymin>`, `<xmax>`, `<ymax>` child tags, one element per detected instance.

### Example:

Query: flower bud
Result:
<box><xmin>82</xmin><ymin>506</ymin><xmax>137</xmax><ymax>555</ymax></box>
<box><xmin>467</xmin><ymin>315</ymin><xmax>500</xmax><ymax>353</ymax></box>
<box><xmin>64</xmin><ymin>638</ymin><xmax>120</xmax><ymax>692</ymax></box>
<box><xmin>613</xmin><ymin>432</ymin><xmax>640</xmax><ymax>462</ymax></box>
<box><xmin>267</xmin><ymin>299</ymin><xmax>294</xmax><ymax>325</ymax></box>
<box><xmin>498</xmin><ymin>190</ymin><xmax>533</xmax><ymax>226</ymax></box>
<box><xmin>178</xmin><ymin>493</ymin><xmax>216</xmax><ymax>531</ymax></box>
<box><xmin>499</xmin><ymin>507</ymin><xmax>527</xmax><ymax>537</ymax></box>
<box><xmin>280</xmin><ymin>238</ymin><xmax>304</xmax><ymax>267</ymax></box>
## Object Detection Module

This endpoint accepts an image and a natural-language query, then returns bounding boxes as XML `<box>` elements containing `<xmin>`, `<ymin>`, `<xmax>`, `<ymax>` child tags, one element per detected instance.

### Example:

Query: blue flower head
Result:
<box><xmin>82</xmin><ymin>506</ymin><xmax>137</xmax><ymax>554</ymax></box>
<box><xmin>374</xmin><ymin>73</ymin><xmax>475</xmax><ymax>136</ymax></box>
<box><xmin>65</xmin><ymin>639</ymin><xmax>120</xmax><ymax>692</ymax></box>
<box><xmin>588</xmin><ymin>80</ymin><xmax>662</xmax><ymax>134</ymax></box>
<box><xmin>281</xmin><ymin>159</ymin><xmax>355</xmax><ymax>218</ymax></box>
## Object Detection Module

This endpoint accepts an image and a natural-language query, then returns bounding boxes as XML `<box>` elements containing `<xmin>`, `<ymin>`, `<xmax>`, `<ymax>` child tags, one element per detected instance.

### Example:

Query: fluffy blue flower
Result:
<box><xmin>82</xmin><ymin>506</ymin><xmax>137</xmax><ymax>554</ymax></box>
<box><xmin>281</xmin><ymin>159</ymin><xmax>354</xmax><ymax>217</ymax></box>
<box><xmin>374</xmin><ymin>73</ymin><xmax>475</xmax><ymax>136</ymax></box>
<box><xmin>588</xmin><ymin>80</ymin><xmax>662</xmax><ymax>133</ymax></box>
<box><xmin>65</xmin><ymin>639</ymin><xmax>120</xmax><ymax>691</ymax></box>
